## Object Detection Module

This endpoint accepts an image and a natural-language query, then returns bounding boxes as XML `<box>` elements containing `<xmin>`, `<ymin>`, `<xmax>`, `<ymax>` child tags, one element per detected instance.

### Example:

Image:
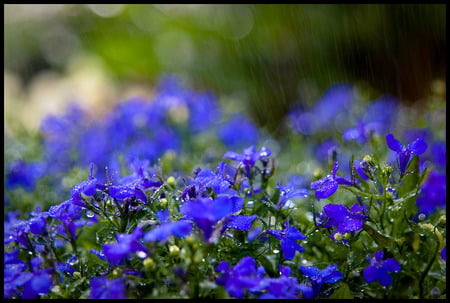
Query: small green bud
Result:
<box><xmin>73</xmin><ymin>271</ymin><xmax>82</xmax><ymax>279</ymax></box>
<box><xmin>313</xmin><ymin>169</ymin><xmax>323</xmax><ymax>179</ymax></box>
<box><xmin>169</xmin><ymin>245</ymin><xmax>180</xmax><ymax>257</ymax></box>
<box><xmin>143</xmin><ymin>258</ymin><xmax>155</xmax><ymax>271</ymax></box>
<box><xmin>343</xmin><ymin>232</ymin><xmax>351</xmax><ymax>240</ymax></box>
<box><xmin>193</xmin><ymin>250</ymin><xmax>203</xmax><ymax>264</ymax></box>
<box><xmin>333</xmin><ymin>233</ymin><xmax>343</xmax><ymax>241</ymax></box>
<box><xmin>167</xmin><ymin>176</ymin><xmax>176</xmax><ymax>187</ymax></box>
<box><xmin>111</xmin><ymin>268</ymin><xmax>121</xmax><ymax>278</ymax></box>
<box><xmin>160</xmin><ymin>198</ymin><xmax>168</xmax><ymax>208</ymax></box>
<box><xmin>362</xmin><ymin>155</ymin><xmax>374</xmax><ymax>165</ymax></box>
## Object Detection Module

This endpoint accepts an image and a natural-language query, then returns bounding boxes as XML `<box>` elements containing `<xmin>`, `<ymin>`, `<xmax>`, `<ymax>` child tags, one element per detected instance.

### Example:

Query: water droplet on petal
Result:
<box><xmin>86</xmin><ymin>211</ymin><xmax>95</xmax><ymax>218</ymax></box>
<box><xmin>136</xmin><ymin>251</ymin><xmax>147</xmax><ymax>259</ymax></box>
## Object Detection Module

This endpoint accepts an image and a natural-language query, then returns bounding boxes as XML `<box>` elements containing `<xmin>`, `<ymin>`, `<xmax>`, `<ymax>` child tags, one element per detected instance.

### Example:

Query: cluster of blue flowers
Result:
<box><xmin>4</xmin><ymin>76</ymin><xmax>446</xmax><ymax>299</ymax></box>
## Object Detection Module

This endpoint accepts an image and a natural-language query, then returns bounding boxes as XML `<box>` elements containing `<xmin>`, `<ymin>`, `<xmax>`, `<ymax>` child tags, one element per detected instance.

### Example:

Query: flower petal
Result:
<box><xmin>409</xmin><ymin>137</ymin><xmax>427</xmax><ymax>155</ymax></box>
<box><xmin>382</xmin><ymin>258</ymin><xmax>401</xmax><ymax>273</ymax></box>
<box><xmin>386</xmin><ymin>133</ymin><xmax>403</xmax><ymax>153</ymax></box>
<box><xmin>314</xmin><ymin>179</ymin><xmax>338</xmax><ymax>200</ymax></box>
<box><xmin>363</xmin><ymin>265</ymin><xmax>378</xmax><ymax>283</ymax></box>
<box><xmin>377</xmin><ymin>269</ymin><xmax>393</xmax><ymax>287</ymax></box>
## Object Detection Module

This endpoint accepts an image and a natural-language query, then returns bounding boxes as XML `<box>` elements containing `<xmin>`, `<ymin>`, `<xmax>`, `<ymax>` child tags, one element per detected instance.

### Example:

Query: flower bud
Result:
<box><xmin>167</xmin><ymin>176</ymin><xmax>176</xmax><ymax>187</ymax></box>
<box><xmin>169</xmin><ymin>245</ymin><xmax>180</xmax><ymax>257</ymax></box>
<box><xmin>160</xmin><ymin>198</ymin><xmax>168</xmax><ymax>208</ymax></box>
<box><xmin>73</xmin><ymin>271</ymin><xmax>82</xmax><ymax>279</ymax></box>
<box><xmin>333</xmin><ymin>233</ymin><xmax>343</xmax><ymax>241</ymax></box>
<box><xmin>143</xmin><ymin>257</ymin><xmax>155</xmax><ymax>271</ymax></box>
<box><xmin>111</xmin><ymin>268</ymin><xmax>121</xmax><ymax>278</ymax></box>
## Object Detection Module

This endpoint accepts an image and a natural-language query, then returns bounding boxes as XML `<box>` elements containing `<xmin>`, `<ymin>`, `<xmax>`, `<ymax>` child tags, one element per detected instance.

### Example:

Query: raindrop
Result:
<box><xmin>201</xmin><ymin>258</ymin><xmax>205</xmax><ymax>262</ymax></box>
<box><xmin>273</xmin><ymin>249</ymin><xmax>280</xmax><ymax>254</ymax></box>
<box><xmin>68</xmin><ymin>256</ymin><xmax>79</xmax><ymax>266</ymax></box>
<box><xmin>8</xmin><ymin>236</ymin><xmax>13</xmax><ymax>240</ymax></box>
<box><xmin>86</xmin><ymin>211</ymin><xmax>95</xmax><ymax>218</ymax></box>
<box><xmin>301</xmin><ymin>259</ymin><xmax>308</xmax><ymax>265</ymax></box>
<box><xmin>136</xmin><ymin>251</ymin><xmax>148</xmax><ymax>259</ymax></box>
<box><xmin>28</xmin><ymin>251</ymin><xmax>33</xmax><ymax>255</ymax></box>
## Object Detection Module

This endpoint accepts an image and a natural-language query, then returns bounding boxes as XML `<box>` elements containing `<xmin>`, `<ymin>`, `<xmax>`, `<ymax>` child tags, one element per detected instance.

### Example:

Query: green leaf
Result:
<box><xmin>363</xmin><ymin>222</ymin><xmax>394</xmax><ymax>248</ymax></box>
<box><xmin>329</xmin><ymin>282</ymin><xmax>353</xmax><ymax>299</ymax></box>
<box><xmin>399</xmin><ymin>155</ymin><xmax>420</xmax><ymax>197</ymax></box>
<box><xmin>256</xmin><ymin>254</ymin><xmax>276</xmax><ymax>277</ymax></box>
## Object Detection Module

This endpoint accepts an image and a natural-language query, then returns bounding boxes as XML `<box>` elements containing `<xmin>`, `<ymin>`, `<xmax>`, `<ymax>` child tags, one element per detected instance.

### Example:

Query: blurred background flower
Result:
<box><xmin>4</xmin><ymin>4</ymin><xmax>446</xmax><ymax>136</ymax></box>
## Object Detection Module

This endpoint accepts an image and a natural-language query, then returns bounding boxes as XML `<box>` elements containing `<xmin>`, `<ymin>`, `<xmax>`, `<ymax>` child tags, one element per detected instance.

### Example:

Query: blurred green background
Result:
<box><xmin>4</xmin><ymin>4</ymin><xmax>446</xmax><ymax>136</ymax></box>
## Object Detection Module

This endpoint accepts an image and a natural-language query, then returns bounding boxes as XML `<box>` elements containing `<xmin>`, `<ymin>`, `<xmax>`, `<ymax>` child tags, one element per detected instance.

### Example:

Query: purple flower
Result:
<box><xmin>215</xmin><ymin>256</ymin><xmax>262</xmax><ymax>299</ymax></box>
<box><xmin>224</xmin><ymin>145</ymin><xmax>271</xmax><ymax>177</ymax></box>
<box><xmin>310</xmin><ymin>161</ymin><xmax>353</xmax><ymax>200</ymax></box>
<box><xmin>385</xmin><ymin>133</ymin><xmax>427</xmax><ymax>175</ymax></box>
<box><xmin>300</xmin><ymin>264</ymin><xmax>343</xmax><ymax>298</ymax></box>
<box><xmin>90</xmin><ymin>276</ymin><xmax>126</xmax><ymax>299</ymax></box>
<box><xmin>267</xmin><ymin>221</ymin><xmax>306</xmax><ymax>260</ymax></box>
<box><xmin>441</xmin><ymin>247</ymin><xmax>446</xmax><ymax>261</ymax></box>
<box><xmin>320</xmin><ymin>203</ymin><xmax>367</xmax><ymax>242</ymax></box>
<box><xmin>363</xmin><ymin>250</ymin><xmax>401</xmax><ymax>287</ymax></box>
<box><xmin>102</xmin><ymin>227</ymin><xmax>147</xmax><ymax>265</ymax></box>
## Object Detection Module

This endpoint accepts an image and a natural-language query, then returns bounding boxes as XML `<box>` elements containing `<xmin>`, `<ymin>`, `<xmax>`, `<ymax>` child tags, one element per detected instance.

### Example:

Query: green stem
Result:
<box><xmin>418</xmin><ymin>229</ymin><xmax>441</xmax><ymax>299</ymax></box>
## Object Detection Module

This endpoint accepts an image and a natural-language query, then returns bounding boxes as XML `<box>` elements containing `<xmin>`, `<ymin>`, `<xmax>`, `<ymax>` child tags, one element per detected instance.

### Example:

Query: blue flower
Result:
<box><xmin>48</xmin><ymin>199</ymin><xmax>83</xmax><ymax>242</ymax></box>
<box><xmin>441</xmin><ymin>247</ymin><xmax>446</xmax><ymax>261</ymax></box>
<box><xmin>343</xmin><ymin>120</ymin><xmax>383</xmax><ymax>145</ymax></box>
<box><xmin>215</xmin><ymin>256</ymin><xmax>262</xmax><ymax>299</ymax></box>
<box><xmin>224</xmin><ymin>145</ymin><xmax>271</xmax><ymax>177</ymax></box>
<box><xmin>288</xmin><ymin>84</ymin><xmax>355</xmax><ymax>135</ymax></box>
<box><xmin>363</xmin><ymin>250</ymin><xmax>400</xmax><ymax>287</ymax></box>
<box><xmin>223</xmin><ymin>215</ymin><xmax>258</xmax><ymax>231</ymax></box>
<box><xmin>70</xmin><ymin>163</ymin><xmax>106</xmax><ymax>207</ymax></box>
<box><xmin>300</xmin><ymin>264</ymin><xmax>343</xmax><ymax>298</ymax></box>
<box><xmin>416</xmin><ymin>169</ymin><xmax>446</xmax><ymax>216</ymax></box>
<box><xmin>6</xmin><ymin>160</ymin><xmax>45</xmax><ymax>191</ymax></box>
<box><xmin>144</xmin><ymin>210</ymin><xmax>193</xmax><ymax>243</ymax></box>
<box><xmin>102</xmin><ymin>227</ymin><xmax>147</xmax><ymax>265</ymax></box>
<box><xmin>254</xmin><ymin>265</ymin><xmax>312</xmax><ymax>299</ymax></box>
<box><xmin>184</xmin><ymin>164</ymin><xmax>235</xmax><ymax>198</ymax></box>
<box><xmin>90</xmin><ymin>276</ymin><xmax>126</xmax><ymax>299</ymax></box>
<box><xmin>218</xmin><ymin>113</ymin><xmax>259</xmax><ymax>149</ymax></box>
<box><xmin>385</xmin><ymin>133</ymin><xmax>427</xmax><ymax>175</ymax></box>
<box><xmin>180</xmin><ymin>196</ymin><xmax>237</xmax><ymax>242</ymax></box>
<box><xmin>320</xmin><ymin>203</ymin><xmax>367</xmax><ymax>242</ymax></box>
<box><xmin>267</xmin><ymin>221</ymin><xmax>306</xmax><ymax>260</ymax></box>
<box><xmin>275</xmin><ymin>181</ymin><xmax>309</xmax><ymax>210</ymax></box>
<box><xmin>28</xmin><ymin>206</ymin><xmax>49</xmax><ymax>235</ymax></box>
<box><xmin>310</xmin><ymin>161</ymin><xmax>353</xmax><ymax>200</ymax></box>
